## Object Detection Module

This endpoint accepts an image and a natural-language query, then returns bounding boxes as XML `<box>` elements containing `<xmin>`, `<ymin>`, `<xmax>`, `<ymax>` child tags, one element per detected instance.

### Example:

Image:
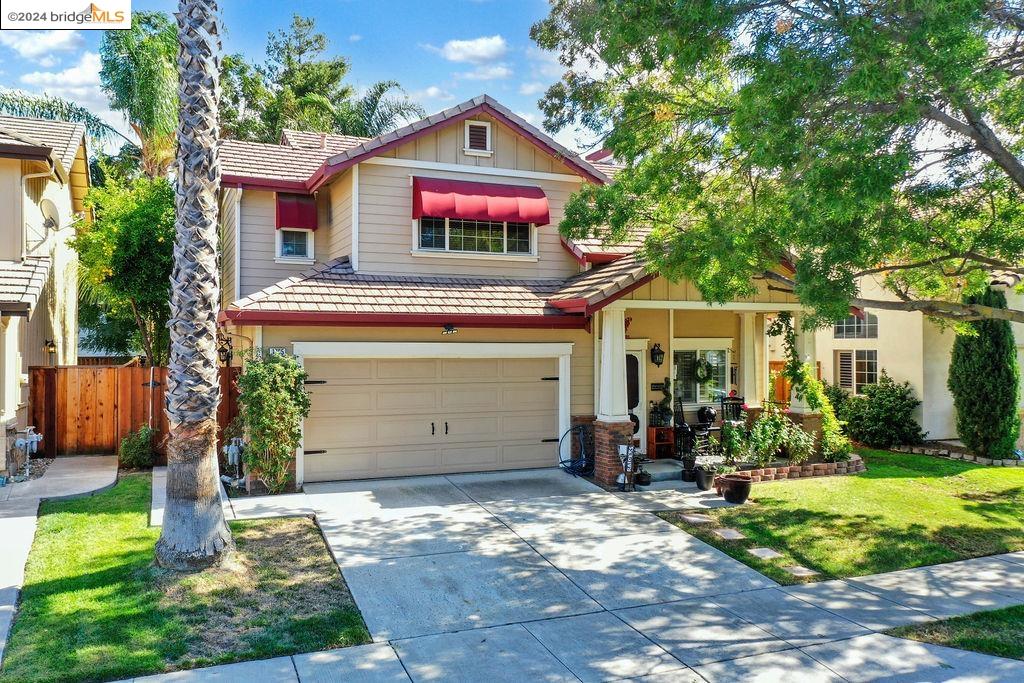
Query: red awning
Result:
<box><xmin>276</xmin><ymin>193</ymin><xmax>318</xmax><ymax>230</ymax></box>
<box><xmin>412</xmin><ymin>177</ymin><xmax>550</xmax><ymax>226</ymax></box>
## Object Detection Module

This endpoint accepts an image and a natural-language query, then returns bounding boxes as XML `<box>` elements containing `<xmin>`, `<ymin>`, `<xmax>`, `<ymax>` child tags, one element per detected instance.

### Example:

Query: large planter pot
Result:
<box><xmin>718</xmin><ymin>474</ymin><xmax>753</xmax><ymax>504</ymax></box>
<box><xmin>694</xmin><ymin>467</ymin><xmax>716</xmax><ymax>491</ymax></box>
<box><xmin>681</xmin><ymin>456</ymin><xmax>697</xmax><ymax>483</ymax></box>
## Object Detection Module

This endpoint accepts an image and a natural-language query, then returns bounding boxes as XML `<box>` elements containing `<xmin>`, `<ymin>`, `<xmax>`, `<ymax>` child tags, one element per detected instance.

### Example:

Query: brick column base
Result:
<box><xmin>593</xmin><ymin>420</ymin><xmax>635</xmax><ymax>487</ymax></box>
<box><xmin>788</xmin><ymin>411</ymin><xmax>823</xmax><ymax>449</ymax></box>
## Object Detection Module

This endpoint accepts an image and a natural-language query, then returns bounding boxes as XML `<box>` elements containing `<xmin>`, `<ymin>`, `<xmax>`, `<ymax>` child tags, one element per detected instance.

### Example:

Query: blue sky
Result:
<box><xmin>0</xmin><ymin>0</ymin><xmax>597</xmax><ymax>151</ymax></box>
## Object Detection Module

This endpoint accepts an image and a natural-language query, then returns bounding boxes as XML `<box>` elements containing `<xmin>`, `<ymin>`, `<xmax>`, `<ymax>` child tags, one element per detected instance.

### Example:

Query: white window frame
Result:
<box><xmin>463</xmin><ymin>119</ymin><xmax>493</xmax><ymax>157</ymax></box>
<box><xmin>835</xmin><ymin>349</ymin><xmax>878</xmax><ymax>395</ymax></box>
<box><xmin>411</xmin><ymin>217</ymin><xmax>538</xmax><ymax>261</ymax></box>
<box><xmin>833</xmin><ymin>312</ymin><xmax>879</xmax><ymax>339</ymax></box>
<box><xmin>670</xmin><ymin>337</ymin><xmax>733</xmax><ymax>406</ymax></box>
<box><xmin>275</xmin><ymin>228</ymin><xmax>314</xmax><ymax>264</ymax></box>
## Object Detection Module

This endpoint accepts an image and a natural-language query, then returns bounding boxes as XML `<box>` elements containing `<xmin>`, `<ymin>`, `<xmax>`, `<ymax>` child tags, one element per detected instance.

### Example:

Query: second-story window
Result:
<box><xmin>418</xmin><ymin>217</ymin><xmax>533</xmax><ymax>255</ymax></box>
<box><xmin>833</xmin><ymin>312</ymin><xmax>878</xmax><ymax>338</ymax></box>
<box><xmin>277</xmin><ymin>228</ymin><xmax>313</xmax><ymax>261</ymax></box>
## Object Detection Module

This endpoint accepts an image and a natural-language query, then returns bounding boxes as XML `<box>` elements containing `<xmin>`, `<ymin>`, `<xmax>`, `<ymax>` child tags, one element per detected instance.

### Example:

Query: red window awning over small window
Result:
<box><xmin>412</xmin><ymin>177</ymin><xmax>550</xmax><ymax>226</ymax></box>
<box><xmin>276</xmin><ymin>193</ymin><xmax>318</xmax><ymax>230</ymax></box>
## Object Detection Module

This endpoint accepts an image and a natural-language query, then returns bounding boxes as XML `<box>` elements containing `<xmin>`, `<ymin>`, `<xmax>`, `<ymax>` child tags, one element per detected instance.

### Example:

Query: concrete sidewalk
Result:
<box><xmin>0</xmin><ymin>455</ymin><xmax>118</xmax><ymax>664</ymax></box>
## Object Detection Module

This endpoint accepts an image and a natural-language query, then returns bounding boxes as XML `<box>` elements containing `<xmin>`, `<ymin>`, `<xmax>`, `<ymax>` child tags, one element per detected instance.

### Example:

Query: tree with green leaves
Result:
<box><xmin>532</xmin><ymin>0</ymin><xmax>1024</xmax><ymax>324</ymax></box>
<box><xmin>220</xmin><ymin>15</ymin><xmax>423</xmax><ymax>142</ymax></box>
<box><xmin>72</xmin><ymin>175</ymin><xmax>174</xmax><ymax>367</ymax></box>
<box><xmin>948</xmin><ymin>287</ymin><xmax>1020</xmax><ymax>458</ymax></box>
<box><xmin>99</xmin><ymin>10</ymin><xmax>178</xmax><ymax>177</ymax></box>
<box><xmin>0</xmin><ymin>89</ymin><xmax>132</xmax><ymax>150</ymax></box>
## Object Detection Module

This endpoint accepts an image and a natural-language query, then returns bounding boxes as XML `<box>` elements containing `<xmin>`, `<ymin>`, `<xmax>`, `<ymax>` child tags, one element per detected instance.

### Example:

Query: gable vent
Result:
<box><xmin>467</xmin><ymin>122</ymin><xmax>490</xmax><ymax>151</ymax></box>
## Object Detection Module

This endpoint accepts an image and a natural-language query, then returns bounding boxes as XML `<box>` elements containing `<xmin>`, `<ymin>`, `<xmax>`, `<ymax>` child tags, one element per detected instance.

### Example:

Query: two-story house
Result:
<box><xmin>0</xmin><ymin>116</ymin><xmax>87</xmax><ymax>430</ymax></box>
<box><xmin>218</xmin><ymin>95</ymin><xmax>808</xmax><ymax>487</ymax></box>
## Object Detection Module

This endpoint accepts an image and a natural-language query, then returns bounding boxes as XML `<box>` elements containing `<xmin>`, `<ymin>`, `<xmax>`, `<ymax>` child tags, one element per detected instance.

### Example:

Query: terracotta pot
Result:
<box><xmin>720</xmin><ymin>474</ymin><xmax>752</xmax><ymax>504</ymax></box>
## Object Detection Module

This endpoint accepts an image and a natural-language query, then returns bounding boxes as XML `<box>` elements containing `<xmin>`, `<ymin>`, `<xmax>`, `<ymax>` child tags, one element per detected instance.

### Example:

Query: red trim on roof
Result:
<box><xmin>308</xmin><ymin>102</ymin><xmax>607</xmax><ymax>191</ymax></box>
<box><xmin>276</xmin><ymin>193</ymin><xmax>318</xmax><ymax>230</ymax></box>
<box><xmin>221</xmin><ymin>310</ymin><xmax>588</xmax><ymax>329</ymax></box>
<box><xmin>222</xmin><ymin>174</ymin><xmax>311</xmax><ymax>193</ymax></box>
<box><xmin>585</xmin><ymin>148</ymin><xmax>613</xmax><ymax>162</ymax></box>
<box><xmin>559</xmin><ymin>236</ymin><xmax>629</xmax><ymax>266</ymax></box>
<box><xmin>413</xmin><ymin>176</ymin><xmax>550</xmax><ymax>226</ymax></box>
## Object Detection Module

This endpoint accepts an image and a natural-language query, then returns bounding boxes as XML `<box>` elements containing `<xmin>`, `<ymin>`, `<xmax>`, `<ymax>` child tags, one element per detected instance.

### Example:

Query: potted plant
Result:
<box><xmin>693</xmin><ymin>455</ymin><xmax>720</xmax><ymax>491</ymax></box>
<box><xmin>716</xmin><ymin>466</ymin><xmax>753</xmax><ymax>504</ymax></box>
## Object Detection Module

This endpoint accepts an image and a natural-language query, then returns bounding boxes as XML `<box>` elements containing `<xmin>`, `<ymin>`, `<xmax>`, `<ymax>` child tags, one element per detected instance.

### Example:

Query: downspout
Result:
<box><xmin>21</xmin><ymin>161</ymin><xmax>59</xmax><ymax>262</ymax></box>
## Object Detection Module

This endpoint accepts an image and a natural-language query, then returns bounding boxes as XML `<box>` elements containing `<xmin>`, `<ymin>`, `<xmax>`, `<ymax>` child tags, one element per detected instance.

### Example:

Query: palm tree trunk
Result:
<box><xmin>155</xmin><ymin>0</ymin><xmax>233</xmax><ymax>570</ymax></box>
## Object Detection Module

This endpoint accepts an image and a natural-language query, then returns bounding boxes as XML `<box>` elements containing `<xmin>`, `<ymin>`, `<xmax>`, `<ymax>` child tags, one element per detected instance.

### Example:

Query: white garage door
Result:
<box><xmin>302</xmin><ymin>357</ymin><xmax>560</xmax><ymax>482</ymax></box>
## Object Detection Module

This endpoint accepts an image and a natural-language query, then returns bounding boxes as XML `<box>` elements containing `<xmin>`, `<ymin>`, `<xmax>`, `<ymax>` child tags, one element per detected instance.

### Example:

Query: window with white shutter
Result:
<box><xmin>464</xmin><ymin>120</ymin><xmax>492</xmax><ymax>155</ymax></box>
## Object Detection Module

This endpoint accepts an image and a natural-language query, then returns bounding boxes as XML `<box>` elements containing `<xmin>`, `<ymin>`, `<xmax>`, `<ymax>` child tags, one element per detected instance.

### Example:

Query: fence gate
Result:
<box><xmin>28</xmin><ymin>366</ymin><xmax>239</xmax><ymax>460</ymax></box>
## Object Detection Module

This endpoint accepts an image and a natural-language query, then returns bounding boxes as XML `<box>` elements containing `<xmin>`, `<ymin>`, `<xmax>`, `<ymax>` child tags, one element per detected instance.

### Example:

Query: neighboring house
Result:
<box><xmin>218</xmin><ymin>95</ymin><xmax>809</xmax><ymax>487</ymax></box>
<box><xmin>815</xmin><ymin>275</ymin><xmax>1024</xmax><ymax>446</ymax></box>
<box><xmin>0</xmin><ymin>116</ymin><xmax>87</xmax><ymax>429</ymax></box>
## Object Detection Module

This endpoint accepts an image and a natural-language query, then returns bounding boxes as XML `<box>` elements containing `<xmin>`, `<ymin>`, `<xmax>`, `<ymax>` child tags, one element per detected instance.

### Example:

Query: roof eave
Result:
<box><xmin>222</xmin><ymin>174</ymin><xmax>312</xmax><ymax>194</ymax></box>
<box><xmin>220</xmin><ymin>309</ymin><xmax>588</xmax><ymax>329</ymax></box>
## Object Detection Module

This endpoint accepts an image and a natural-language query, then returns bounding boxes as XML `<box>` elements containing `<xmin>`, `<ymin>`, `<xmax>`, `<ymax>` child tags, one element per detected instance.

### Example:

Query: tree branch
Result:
<box><xmin>851</xmin><ymin>296</ymin><xmax>1024</xmax><ymax>323</ymax></box>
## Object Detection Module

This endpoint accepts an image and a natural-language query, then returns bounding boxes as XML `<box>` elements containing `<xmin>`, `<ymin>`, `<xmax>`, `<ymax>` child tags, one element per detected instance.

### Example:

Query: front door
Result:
<box><xmin>626</xmin><ymin>351</ymin><xmax>647</xmax><ymax>452</ymax></box>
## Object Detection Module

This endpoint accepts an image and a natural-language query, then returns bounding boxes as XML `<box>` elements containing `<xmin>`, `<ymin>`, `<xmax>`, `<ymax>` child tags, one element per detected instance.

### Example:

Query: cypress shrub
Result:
<box><xmin>947</xmin><ymin>287</ymin><xmax>1021</xmax><ymax>458</ymax></box>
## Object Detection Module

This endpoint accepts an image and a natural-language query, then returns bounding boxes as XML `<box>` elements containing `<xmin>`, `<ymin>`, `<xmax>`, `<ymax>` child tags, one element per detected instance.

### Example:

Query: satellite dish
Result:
<box><xmin>40</xmin><ymin>199</ymin><xmax>59</xmax><ymax>231</ymax></box>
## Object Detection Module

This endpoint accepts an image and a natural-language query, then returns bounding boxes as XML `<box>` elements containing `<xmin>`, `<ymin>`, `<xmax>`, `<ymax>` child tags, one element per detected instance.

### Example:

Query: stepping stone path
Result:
<box><xmin>680</xmin><ymin>513</ymin><xmax>714</xmax><ymax>525</ymax></box>
<box><xmin>748</xmin><ymin>547</ymin><xmax>784</xmax><ymax>560</ymax></box>
<box><xmin>784</xmin><ymin>565</ymin><xmax>820</xmax><ymax>578</ymax></box>
<box><xmin>714</xmin><ymin>528</ymin><xmax>745</xmax><ymax>540</ymax></box>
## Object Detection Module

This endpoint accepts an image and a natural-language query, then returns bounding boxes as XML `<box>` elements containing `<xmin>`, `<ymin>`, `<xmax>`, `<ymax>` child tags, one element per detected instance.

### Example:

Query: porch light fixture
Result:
<box><xmin>44</xmin><ymin>339</ymin><xmax>56</xmax><ymax>355</ymax></box>
<box><xmin>442</xmin><ymin>323</ymin><xmax>458</xmax><ymax>335</ymax></box>
<box><xmin>217</xmin><ymin>335</ymin><xmax>233</xmax><ymax>366</ymax></box>
<box><xmin>650</xmin><ymin>343</ymin><xmax>665</xmax><ymax>367</ymax></box>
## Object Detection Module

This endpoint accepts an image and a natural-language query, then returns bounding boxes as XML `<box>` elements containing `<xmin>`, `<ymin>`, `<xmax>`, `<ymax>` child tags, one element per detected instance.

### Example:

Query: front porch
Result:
<box><xmin>590</xmin><ymin>277</ymin><xmax>820</xmax><ymax>486</ymax></box>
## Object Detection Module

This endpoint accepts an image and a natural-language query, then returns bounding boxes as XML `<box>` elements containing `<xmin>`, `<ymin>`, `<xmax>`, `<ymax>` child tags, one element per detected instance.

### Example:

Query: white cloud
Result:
<box><xmin>412</xmin><ymin>86</ymin><xmax>455</xmax><ymax>102</ymax></box>
<box><xmin>429</xmin><ymin>35</ymin><xmax>507</xmax><ymax>64</ymax></box>
<box><xmin>515</xmin><ymin>111</ymin><xmax>542</xmax><ymax>127</ymax></box>
<box><xmin>458</xmin><ymin>64</ymin><xmax>513</xmax><ymax>81</ymax></box>
<box><xmin>0</xmin><ymin>30</ymin><xmax>83</xmax><ymax>62</ymax></box>
<box><xmin>19</xmin><ymin>52</ymin><xmax>136</xmax><ymax>151</ymax></box>
<box><xmin>349</xmin><ymin>34</ymin><xmax>362</xmax><ymax>42</ymax></box>
<box><xmin>526</xmin><ymin>45</ymin><xmax>607</xmax><ymax>81</ymax></box>
<box><xmin>519</xmin><ymin>82</ymin><xmax>546</xmax><ymax>96</ymax></box>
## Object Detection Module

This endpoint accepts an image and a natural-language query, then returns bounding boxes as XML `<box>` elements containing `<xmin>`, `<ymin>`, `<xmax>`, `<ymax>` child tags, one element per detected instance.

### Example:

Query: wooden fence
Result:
<box><xmin>29</xmin><ymin>366</ymin><xmax>240</xmax><ymax>460</ymax></box>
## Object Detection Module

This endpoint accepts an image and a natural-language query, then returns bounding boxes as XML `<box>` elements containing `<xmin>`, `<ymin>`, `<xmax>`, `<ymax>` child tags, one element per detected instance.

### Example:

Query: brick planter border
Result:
<box><xmin>889</xmin><ymin>444</ymin><xmax>1023</xmax><ymax>467</ymax></box>
<box><xmin>742</xmin><ymin>454</ymin><xmax>865</xmax><ymax>484</ymax></box>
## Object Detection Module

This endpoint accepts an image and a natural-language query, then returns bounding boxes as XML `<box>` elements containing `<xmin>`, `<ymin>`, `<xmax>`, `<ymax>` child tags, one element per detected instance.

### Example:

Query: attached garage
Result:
<box><xmin>294</xmin><ymin>342</ymin><xmax>573</xmax><ymax>483</ymax></box>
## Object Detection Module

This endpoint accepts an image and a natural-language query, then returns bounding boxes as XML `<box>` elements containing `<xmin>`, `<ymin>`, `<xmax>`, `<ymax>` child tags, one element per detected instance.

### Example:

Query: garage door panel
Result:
<box><xmin>501</xmin><ymin>384</ymin><xmax>557</xmax><ymax>409</ymax></box>
<box><xmin>501</xmin><ymin>442</ymin><xmax>555</xmax><ymax>468</ymax></box>
<box><xmin>443</xmin><ymin>415</ymin><xmax>503</xmax><ymax>442</ymax></box>
<box><xmin>441</xmin><ymin>385</ymin><xmax>502</xmax><ymax>411</ymax></box>
<box><xmin>377</xmin><ymin>359</ymin><xmax>437</xmax><ymax>380</ymax></box>
<box><xmin>376</xmin><ymin>447</ymin><xmax>442</xmax><ymax>473</ymax></box>
<box><xmin>502</xmin><ymin>412</ymin><xmax>558</xmax><ymax>437</ymax></box>
<box><xmin>441</xmin><ymin>358</ymin><xmax>501</xmax><ymax>380</ymax></box>
<box><xmin>305</xmin><ymin>359</ymin><xmax>373</xmax><ymax>381</ymax></box>
<box><xmin>305</xmin><ymin>418</ymin><xmax>374</xmax><ymax>445</ymax></box>
<box><xmin>376</xmin><ymin>387</ymin><xmax>438</xmax><ymax>412</ymax></box>
<box><xmin>307</xmin><ymin>388</ymin><xmax>374</xmax><ymax>415</ymax></box>
<box><xmin>501</xmin><ymin>358</ymin><xmax>557</xmax><ymax>379</ymax></box>
<box><xmin>441</xmin><ymin>444</ymin><xmax>501</xmax><ymax>468</ymax></box>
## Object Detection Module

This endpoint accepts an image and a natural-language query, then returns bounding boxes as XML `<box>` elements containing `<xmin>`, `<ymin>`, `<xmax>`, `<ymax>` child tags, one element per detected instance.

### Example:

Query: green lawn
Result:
<box><xmin>662</xmin><ymin>449</ymin><xmax>1024</xmax><ymax>585</ymax></box>
<box><xmin>889</xmin><ymin>605</ymin><xmax>1024</xmax><ymax>661</ymax></box>
<box><xmin>0</xmin><ymin>473</ymin><xmax>369</xmax><ymax>683</ymax></box>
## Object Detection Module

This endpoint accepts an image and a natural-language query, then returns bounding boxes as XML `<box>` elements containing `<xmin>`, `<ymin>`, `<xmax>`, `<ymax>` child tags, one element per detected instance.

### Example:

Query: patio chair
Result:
<box><xmin>720</xmin><ymin>396</ymin><xmax>745</xmax><ymax>425</ymax></box>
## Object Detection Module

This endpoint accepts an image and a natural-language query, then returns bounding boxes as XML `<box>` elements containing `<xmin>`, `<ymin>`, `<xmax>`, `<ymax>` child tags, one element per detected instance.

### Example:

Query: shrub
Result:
<box><xmin>948</xmin><ymin>287</ymin><xmax>1021</xmax><ymax>459</ymax></box>
<box><xmin>236</xmin><ymin>351</ymin><xmax>311</xmax><ymax>493</ymax></box>
<box><xmin>842</xmin><ymin>371</ymin><xmax>926</xmax><ymax>448</ymax></box>
<box><xmin>740</xmin><ymin>403</ymin><xmax>815</xmax><ymax>467</ymax></box>
<box><xmin>119</xmin><ymin>426</ymin><xmax>155</xmax><ymax>469</ymax></box>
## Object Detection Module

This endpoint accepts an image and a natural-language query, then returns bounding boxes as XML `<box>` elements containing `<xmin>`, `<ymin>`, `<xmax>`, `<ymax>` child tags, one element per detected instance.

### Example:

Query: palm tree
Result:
<box><xmin>0</xmin><ymin>89</ymin><xmax>134</xmax><ymax>147</ymax></box>
<box><xmin>155</xmin><ymin>0</ymin><xmax>233</xmax><ymax>570</ymax></box>
<box><xmin>99</xmin><ymin>11</ymin><xmax>178</xmax><ymax>177</ymax></box>
<box><xmin>289</xmin><ymin>81</ymin><xmax>425</xmax><ymax>139</ymax></box>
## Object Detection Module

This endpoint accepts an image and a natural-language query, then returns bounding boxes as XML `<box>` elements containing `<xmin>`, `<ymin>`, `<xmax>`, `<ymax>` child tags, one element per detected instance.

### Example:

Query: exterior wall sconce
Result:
<box><xmin>442</xmin><ymin>323</ymin><xmax>458</xmax><ymax>335</ymax></box>
<box><xmin>650</xmin><ymin>343</ymin><xmax>665</xmax><ymax>367</ymax></box>
<box><xmin>217</xmin><ymin>335</ymin><xmax>234</xmax><ymax>366</ymax></box>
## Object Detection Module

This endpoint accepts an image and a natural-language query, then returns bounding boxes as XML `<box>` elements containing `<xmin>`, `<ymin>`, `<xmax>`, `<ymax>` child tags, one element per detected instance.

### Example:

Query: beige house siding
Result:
<box><xmin>0</xmin><ymin>158</ymin><xmax>22</xmax><ymax>261</ymax></box>
<box><xmin>219</xmin><ymin>188</ymin><xmax>240</xmax><ymax>310</ymax></box>
<box><xmin>624</xmin><ymin>276</ymin><xmax>800</xmax><ymax>306</ymax></box>
<box><xmin>327</xmin><ymin>170</ymin><xmax>353</xmax><ymax>261</ymax></box>
<box><xmin>258</xmin><ymin>325</ymin><xmax>595</xmax><ymax>417</ymax></box>
<box><xmin>356</xmin><ymin>161</ymin><xmax>581</xmax><ymax>278</ymax></box>
<box><xmin>0</xmin><ymin>317</ymin><xmax>22</xmax><ymax>423</ymax></box>
<box><xmin>921</xmin><ymin>320</ymin><xmax>957</xmax><ymax>440</ymax></box>
<box><xmin>238</xmin><ymin>190</ymin><xmax>323</xmax><ymax>297</ymax></box>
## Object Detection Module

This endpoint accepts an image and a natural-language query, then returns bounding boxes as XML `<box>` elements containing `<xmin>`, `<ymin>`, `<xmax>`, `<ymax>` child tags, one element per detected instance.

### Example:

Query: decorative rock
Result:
<box><xmin>962</xmin><ymin>454</ymin><xmax>976</xmax><ymax>462</ymax></box>
<box><xmin>976</xmin><ymin>457</ymin><xmax>993</xmax><ymax>466</ymax></box>
<box><xmin>761</xmin><ymin>474</ymin><xmax>775</xmax><ymax>481</ymax></box>
<box><xmin>749</xmin><ymin>475</ymin><xmax>762</xmax><ymax>483</ymax></box>
<box><xmin>826</xmin><ymin>463</ymin><xmax>837</xmax><ymax>474</ymax></box>
<box><xmin>776</xmin><ymin>473</ymin><xmax>788</xmax><ymax>480</ymax></box>
<box><xmin>680</xmin><ymin>513</ymin><xmax>715</xmax><ymax>525</ymax></box>
<box><xmin>762</xmin><ymin>468</ymin><xmax>776</xmax><ymax>476</ymax></box>
<box><xmin>992</xmin><ymin>460</ymin><xmax>1003</xmax><ymax>467</ymax></box>
<box><xmin>788</xmin><ymin>470</ymin><xmax>800</xmax><ymax>479</ymax></box>
<box><xmin>783</xmin><ymin>565</ymin><xmax>820</xmax><ymax>578</ymax></box>
<box><xmin>747</xmin><ymin>547</ymin><xmax>784</xmax><ymax>560</ymax></box>
<box><xmin>714</xmin><ymin>528</ymin><xmax>746</xmax><ymax>540</ymax></box>
<box><xmin>948</xmin><ymin>452</ymin><xmax>963</xmax><ymax>460</ymax></box>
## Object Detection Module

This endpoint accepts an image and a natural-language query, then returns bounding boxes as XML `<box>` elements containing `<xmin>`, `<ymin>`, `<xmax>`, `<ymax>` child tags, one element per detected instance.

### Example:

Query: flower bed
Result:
<box><xmin>739</xmin><ymin>454</ymin><xmax>866</xmax><ymax>482</ymax></box>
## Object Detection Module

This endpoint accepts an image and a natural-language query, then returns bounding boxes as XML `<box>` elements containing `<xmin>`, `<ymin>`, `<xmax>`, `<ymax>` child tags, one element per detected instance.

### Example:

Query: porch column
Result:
<box><xmin>790</xmin><ymin>312</ymin><xmax>817</xmax><ymax>413</ymax></box>
<box><xmin>740</xmin><ymin>313</ymin><xmax>758</xmax><ymax>407</ymax></box>
<box><xmin>594</xmin><ymin>307</ymin><xmax>632</xmax><ymax>487</ymax></box>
